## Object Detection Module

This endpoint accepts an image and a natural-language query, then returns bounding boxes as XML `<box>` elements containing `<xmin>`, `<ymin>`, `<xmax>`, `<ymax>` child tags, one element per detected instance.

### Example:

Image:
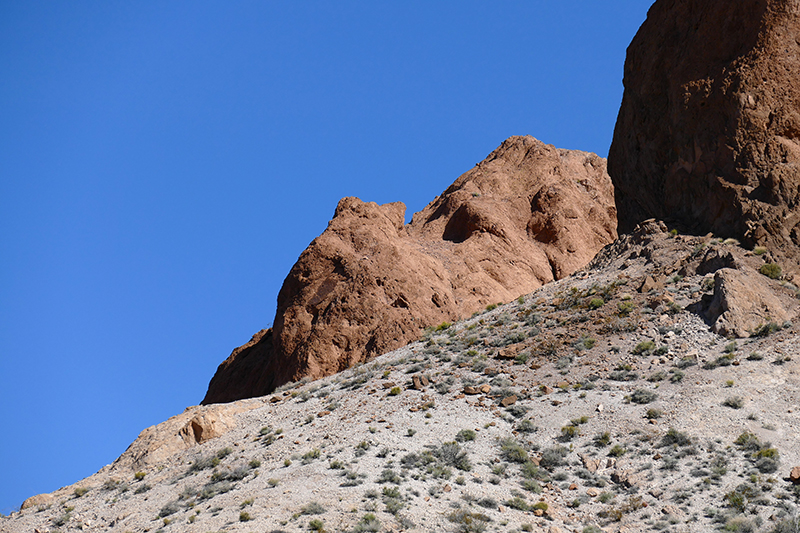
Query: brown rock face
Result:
<box><xmin>609</xmin><ymin>0</ymin><xmax>800</xmax><ymax>269</ymax></box>
<box><xmin>202</xmin><ymin>136</ymin><xmax>616</xmax><ymax>404</ymax></box>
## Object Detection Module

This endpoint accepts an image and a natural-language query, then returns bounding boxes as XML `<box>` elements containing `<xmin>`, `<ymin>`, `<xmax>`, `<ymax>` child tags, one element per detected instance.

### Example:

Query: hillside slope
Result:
<box><xmin>5</xmin><ymin>221</ymin><xmax>799</xmax><ymax>533</ymax></box>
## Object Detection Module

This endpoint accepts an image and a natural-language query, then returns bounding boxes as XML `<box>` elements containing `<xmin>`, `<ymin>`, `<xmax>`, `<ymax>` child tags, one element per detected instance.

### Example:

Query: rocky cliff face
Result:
<box><xmin>203</xmin><ymin>136</ymin><xmax>616</xmax><ymax>404</ymax></box>
<box><xmin>609</xmin><ymin>0</ymin><xmax>800</xmax><ymax>272</ymax></box>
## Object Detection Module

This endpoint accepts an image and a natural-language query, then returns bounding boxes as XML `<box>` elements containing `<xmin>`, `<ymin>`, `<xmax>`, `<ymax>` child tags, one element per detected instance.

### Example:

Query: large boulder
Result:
<box><xmin>609</xmin><ymin>0</ymin><xmax>800</xmax><ymax>273</ymax></box>
<box><xmin>202</xmin><ymin>136</ymin><xmax>617</xmax><ymax>404</ymax></box>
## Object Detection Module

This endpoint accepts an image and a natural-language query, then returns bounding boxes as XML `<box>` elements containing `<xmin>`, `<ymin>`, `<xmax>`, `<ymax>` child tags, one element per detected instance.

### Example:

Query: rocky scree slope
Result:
<box><xmin>203</xmin><ymin>136</ymin><xmax>616</xmax><ymax>404</ymax></box>
<box><xmin>609</xmin><ymin>0</ymin><xmax>800</xmax><ymax>274</ymax></box>
<box><xmin>5</xmin><ymin>221</ymin><xmax>800</xmax><ymax>533</ymax></box>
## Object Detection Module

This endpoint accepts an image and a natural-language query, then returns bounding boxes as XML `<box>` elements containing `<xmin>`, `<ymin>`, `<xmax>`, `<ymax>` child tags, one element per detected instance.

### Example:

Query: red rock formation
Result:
<box><xmin>609</xmin><ymin>0</ymin><xmax>800</xmax><ymax>272</ymax></box>
<box><xmin>202</xmin><ymin>136</ymin><xmax>616</xmax><ymax>404</ymax></box>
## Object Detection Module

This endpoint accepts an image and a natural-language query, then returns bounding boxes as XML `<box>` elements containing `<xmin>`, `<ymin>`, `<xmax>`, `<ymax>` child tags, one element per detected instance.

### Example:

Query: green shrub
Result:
<box><xmin>505</xmin><ymin>496</ymin><xmax>529</xmax><ymax>511</ymax></box>
<box><xmin>594</xmin><ymin>432</ymin><xmax>611</xmax><ymax>447</ymax></box>
<box><xmin>448</xmin><ymin>509</ymin><xmax>490</xmax><ymax>533</ymax></box>
<box><xmin>751</xmin><ymin>322</ymin><xmax>782</xmax><ymax>337</ymax></box>
<box><xmin>560</xmin><ymin>425</ymin><xmax>578</xmax><ymax>441</ymax></box>
<box><xmin>760</xmin><ymin>263</ymin><xmax>782</xmax><ymax>279</ymax></box>
<box><xmin>302</xmin><ymin>448</ymin><xmax>321</xmax><ymax>463</ymax></box>
<box><xmin>632</xmin><ymin>341</ymin><xmax>655</xmax><ymax>355</ymax></box>
<box><xmin>646</xmin><ymin>408</ymin><xmax>663</xmax><ymax>419</ymax></box>
<box><xmin>539</xmin><ymin>446</ymin><xmax>569</xmax><ymax>470</ymax></box>
<box><xmin>239</xmin><ymin>511</ymin><xmax>252</xmax><ymax>522</ymax></box>
<box><xmin>588</xmin><ymin>298</ymin><xmax>604</xmax><ymax>310</ymax></box>
<box><xmin>630</xmin><ymin>388</ymin><xmax>658</xmax><ymax>404</ymax></box>
<box><xmin>134</xmin><ymin>472</ymin><xmax>146</xmax><ymax>481</ymax></box>
<box><xmin>73</xmin><ymin>487</ymin><xmax>89</xmax><ymax>498</ymax></box>
<box><xmin>455</xmin><ymin>429</ymin><xmax>476</xmax><ymax>442</ymax></box>
<box><xmin>308</xmin><ymin>518</ymin><xmax>325</xmax><ymax>532</ymax></box>
<box><xmin>499</xmin><ymin>438</ymin><xmax>529</xmax><ymax>463</ymax></box>
<box><xmin>608</xmin><ymin>445</ymin><xmax>627</xmax><ymax>457</ymax></box>
<box><xmin>352</xmin><ymin>513</ymin><xmax>381</xmax><ymax>533</ymax></box>
<box><xmin>301</xmin><ymin>501</ymin><xmax>326</xmax><ymax>515</ymax></box>
<box><xmin>389</xmin><ymin>386</ymin><xmax>401</xmax><ymax>396</ymax></box>
<box><xmin>723</xmin><ymin>396</ymin><xmax>745</xmax><ymax>409</ymax></box>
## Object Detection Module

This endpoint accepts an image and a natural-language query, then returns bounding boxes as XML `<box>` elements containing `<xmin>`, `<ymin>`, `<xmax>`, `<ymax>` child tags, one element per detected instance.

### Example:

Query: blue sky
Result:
<box><xmin>0</xmin><ymin>1</ymin><xmax>653</xmax><ymax>512</ymax></box>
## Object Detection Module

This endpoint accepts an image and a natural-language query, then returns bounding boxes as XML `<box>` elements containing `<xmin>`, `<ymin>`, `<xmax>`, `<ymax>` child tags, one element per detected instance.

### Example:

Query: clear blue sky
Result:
<box><xmin>0</xmin><ymin>1</ymin><xmax>653</xmax><ymax>512</ymax></box>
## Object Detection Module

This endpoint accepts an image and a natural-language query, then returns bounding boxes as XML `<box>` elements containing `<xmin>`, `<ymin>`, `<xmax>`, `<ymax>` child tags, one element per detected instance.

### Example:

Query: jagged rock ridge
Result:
<box><xmin>609</xmin><ymin>0</ymin><xmax>800</xmax><ymax>274</ymax></box>
<box><xmin>203</xmin><ymin>136</ymin><xmax>617</xmax><ymax>404</ymax></box>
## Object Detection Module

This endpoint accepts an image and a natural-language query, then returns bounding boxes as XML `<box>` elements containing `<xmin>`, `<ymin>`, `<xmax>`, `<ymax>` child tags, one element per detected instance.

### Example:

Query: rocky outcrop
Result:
<box><xmin>203</xmin><ymin>136</ymin><xmax>616</xmax><ymax>404</ymax></box>
<box><xmin>690</xmin><ymin>267</ymin><xmax>793</xmax><ymax>338</ymax></box>
<box><xmin>609</xmin><ymin>0</ymin><xmax>800</xmax><ymax>273</ymax></box>
<box><xmin>111</xmin><ymin>400</ymin><xmax>259</xmax><ymax>471</ymax></box>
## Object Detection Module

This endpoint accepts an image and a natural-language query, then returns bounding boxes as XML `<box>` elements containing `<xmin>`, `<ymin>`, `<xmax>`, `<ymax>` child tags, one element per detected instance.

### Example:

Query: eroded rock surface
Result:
<box><xmin>203</xmin><ymin>136</ymin><xmax>616</xmax><ymax>404</ymax></box>
<box><xmin>609</xmin><ymin>0</ymin><xmax>800</xmax><ymax>272</ymax></box>
<box><xmin>111</xmin><ymin>401</ymin><xmax>259</xmax><ymax>471</ymax></box>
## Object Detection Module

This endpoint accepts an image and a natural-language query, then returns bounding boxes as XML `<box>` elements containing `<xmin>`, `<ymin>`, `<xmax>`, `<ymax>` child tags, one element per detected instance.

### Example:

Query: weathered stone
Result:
<box><xmin>611</xmin><ymin>469</ymin><xmax>639</xmax><ymax>488</ymax></box>
<box><xmin>689</xmin><ymin>267</ymin><xmax>792</xmax><ymax>337</ymax></box>
<box><xmin>464</xmin><ymin>386</ymin><xmax>480</xmax><ymax>395</ymax></box>
<box><xmin>109</xmin><ymin>401</ymin><xmax>258</xmax><ymax>471</ymax></box>
<box><xmin>639</xmin><ymin>275</ymin><xmax>663</xmax><ymax>293</ymax></box>
<box><xmin>412</xmin><ymin>374</ymin><xmax>429</xmax><ymax>390</ymax></box>
<box><xmin>382</xmin><ymin>382</ymin><xmax>397</xmax><ymax>389</ymax></box>
<box><xmin>609</xmin><ymin>0</ymin><xmax>800</xmax><ymax>274</ymax></box>
<box><xmin>20</xmin><ymin>493</ymin><xmax>53</xmax><ymax>510</ymax></box>
<box><xmin>479</xmin><ymin>384</ymin><xmax>491</xmax><ymax>394</ymax></box>
<box><xmin>790</xmin><ymin>466</ymin><xmax>800</xmax><ymax>484</ymax></box>
<box><xmin>500</xmin><ymin>395</ymin><xmax>517</xmax><ymax>407</ymax></box>
<box><xmin>203</xmin><ymin>136</ymin><xmax>617</xmax><ymax>404</ymax></box>
<box><xmin>497</xmin><ymin>343</ymin><xmax>524</xmax><ymax>360</ymax></box>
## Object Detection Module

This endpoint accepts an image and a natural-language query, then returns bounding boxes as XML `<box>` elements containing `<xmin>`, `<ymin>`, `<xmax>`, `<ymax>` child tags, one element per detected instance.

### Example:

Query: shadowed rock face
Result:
<box><xmin>609</xmin><ymin>0</ymin><xmax>800</xmax><ymax>271</ymax></box>
<box><xmin>202</xmin><ymin>136</ymin><xmax>616</xmax><ymax>404</ymax></box>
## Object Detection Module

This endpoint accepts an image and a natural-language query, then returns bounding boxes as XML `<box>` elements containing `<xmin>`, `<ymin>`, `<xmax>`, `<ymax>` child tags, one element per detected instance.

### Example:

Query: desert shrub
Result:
<box><xmin>723</xmin><ymin>396</ymin><xmax>745</xmax><ymax>409</ymax></box>
<box><xmin>608</xmin><ymin>369</ymin><xmax>638</xmax><ymax>382</ymax></box>
<box><xmin>521</xmin><ymin>479</ymin><xmax>543</xmax><ymax>493</ymax></box>
<box><xmin>660</xmin><ymin>428</ymin><xmax>692</xmax><ymax>447</ymax></box>
<box><xmin>499</xmin><ymin>438</ymin><xmax>529</xmax><ymax>463</ymax></box>
<box><xmin>751</xmin><ymin>322</ymin><xmax>782</xmax><ymax>337</ymax></box>
<box><xmin>630</xmin><ymin>389</ymin><xmax>658</xmax><ymax>404</ymax></box>
<box><xmin>760</xmin><ymin>263</ymin><xmax>782</xmax><ymax>279</ymax></box>
<box><xmin>588</xmin><ymin>298</ymin><xmax>604</xmax><ymax>310</ymax></box>
<box><xmin>521</xmin><ymin>461</ymin><xmax>548</xmax><ymax>481</ymax></box>
<box><xmin>539</xmin><ymin>446</ymin><xmax>569</xmax><ymax>470</ymax></box>
<box><xmin>560</xmin><ymin>425</ymin><xmax>578</xmax><ymax>441</ymax></box>
<box><xmin>308</xmin><ymin>518</ymin><xmax>325</xmax><ymax>532</ymax></box>
<box><xmin>506</xmin><ymin>404</ymin><xmax>529</xmax><ymax>418</ymax></box>
<box><xmin>516</xmin><ymin>419</ymin><xmax>538</xmax><ymax>433</ymax></box>
<box><xmin>389</xmin><ymin>386</ymin><xmax>401</xmax><ymax>396</ymax></box>
<box><xmin>159</xmin><ymin>501</ymin><xmax>181</xmax><ymax>517</ymax></box>
<box><xmin>448</xmin><ymin>509</ymin><xmax>490</xmax><ymax>533</ymax></box>
<box><xmin>455</xmin><ymin>429</ymin><xmax>476</xmax><ymax>442</ymax></box>
<box><xmin>632</xmin><ymin>341</ymin><xmax>655</xmax><ymax>355</ymax></box>
<box><xmin>302</xmin><ymin>448</ymin><xmax>321</xmax><ymax>464</ymax></box>
<box><xmin>647</xmin><ymin>371</ymin><xmax>666</xmax><ymax>382</ymax></box>
<box><xmin>352</xmin><ymin>513</ymin><xmax>381</xmax><ymax>533</ymax></box>
<box><xmin>670</xmin><ymin>370</ymin><xmax>685</xmax><ymax>383</ymax></box>
<box><xmin>594</xmin><ymin>432</ymin><xmax>611</xmax><ymax>447</ymax></box>
<box><xmin>646</xmin><ymin>408</ymin><xmax>663</xmax><ymax>419</ymax></box>
<box><xmin>436</xmin><ymin>442</ymin><xmax>472</xmax><ymax>471</ymax></box>
<box><xmin>301</xmin><ymin>501</ymin><xmax>326</xmax><ymax>515</ymax></box>
<box><xmin>505</xmin><ymin>496</ymin><xmax>529</xmax><ymax>511</ymax></box>
<box><xmin>239</xmin><ymin>511</ymin><xmax>253</xmax><ymax>522</ymax></box>
<box><xmin>771</xmin><ymin>514</ymin><xmax>800</xmax><ymax>533</ymax></box>
<box><xmin>608</xmin><ymin>445</ymin><xmax>627</xmax><ymax>457</ymax></box>
<box><xmin>377</xmin><ymin>468</ymin><xmax>401</xmax><ymax>484</ymax></box>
